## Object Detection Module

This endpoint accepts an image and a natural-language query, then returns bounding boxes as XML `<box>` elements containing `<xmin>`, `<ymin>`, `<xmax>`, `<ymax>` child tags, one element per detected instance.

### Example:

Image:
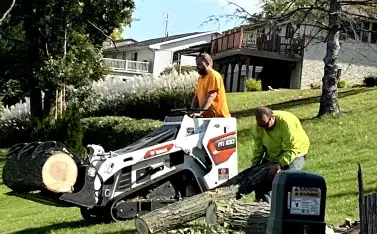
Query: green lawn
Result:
<box><xmin>1</xmin><ymin>87</ymin><xmax>377</xmax><ymax>233</ymax></box>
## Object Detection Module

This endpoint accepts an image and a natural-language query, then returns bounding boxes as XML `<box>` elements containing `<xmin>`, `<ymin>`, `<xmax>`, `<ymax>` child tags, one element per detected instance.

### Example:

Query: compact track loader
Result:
<box><xmin>3</xmin><ymin>109</ymin><xmax>238</xmax><ymax>223</ymax></box>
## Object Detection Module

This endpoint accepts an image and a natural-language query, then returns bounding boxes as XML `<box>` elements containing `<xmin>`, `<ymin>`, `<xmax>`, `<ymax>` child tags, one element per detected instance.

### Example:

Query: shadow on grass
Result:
<box><xmin>105</xmin><ymin>231</ymin><xmax>136</xmax><ymax>234</ymax></box>
<box><xmin>9</xmin><ymin>220</ymin><xmax>136</xmax><ymax>234</ymax></box>
<box><xmin>231</xmin><ymin>88</ymin><xmax>374</xmax><ymax>118</ymax></box>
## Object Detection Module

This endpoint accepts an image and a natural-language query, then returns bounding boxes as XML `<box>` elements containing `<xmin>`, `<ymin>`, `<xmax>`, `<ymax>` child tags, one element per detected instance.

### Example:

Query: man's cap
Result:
<box><xmin>197</xmin><ymin>53</ymin><xmax>213</xmax><ymax>65</ymax></box>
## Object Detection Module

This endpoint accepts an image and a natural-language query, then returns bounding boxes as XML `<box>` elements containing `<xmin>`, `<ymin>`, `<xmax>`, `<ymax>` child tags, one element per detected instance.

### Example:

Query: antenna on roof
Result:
<box><xmin>164</xmin><ymin>11</ymin><xmax>173</xmax><ymax>37</ymax></box>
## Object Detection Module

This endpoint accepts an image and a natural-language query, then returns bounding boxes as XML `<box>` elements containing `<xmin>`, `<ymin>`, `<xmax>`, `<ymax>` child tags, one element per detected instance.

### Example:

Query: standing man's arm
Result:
<box><xmin>191</xmin><ymin>94</ymin><xmax>199</xmax><ymax>108</ymax></box>
<box><xmin>200</xmin><ymin>91</ymin><xmax>217</xmax><ymax>110</ymax></box>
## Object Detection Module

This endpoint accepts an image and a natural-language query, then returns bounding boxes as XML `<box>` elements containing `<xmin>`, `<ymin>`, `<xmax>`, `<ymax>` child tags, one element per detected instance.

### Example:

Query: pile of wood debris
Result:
<box><xmin>327</xmin><ymin>218</ymin><xmax>360</xmax><ymax>234</ymax></box>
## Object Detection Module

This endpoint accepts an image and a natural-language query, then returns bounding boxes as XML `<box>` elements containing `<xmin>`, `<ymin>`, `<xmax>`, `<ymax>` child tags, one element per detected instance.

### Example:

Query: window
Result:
<box><xmin>131</xmin><ymin>52</ymin><xmax>138</xmax><ymax>61</ymax></box>
<box><xmin>172</xmin><ymin>53</ymin><xmax>179</xmax><ymax>63</ymax></box>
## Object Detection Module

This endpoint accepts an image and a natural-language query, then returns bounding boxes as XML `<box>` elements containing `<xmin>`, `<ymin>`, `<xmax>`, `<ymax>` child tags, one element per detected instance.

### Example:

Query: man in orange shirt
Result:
<box><xmin>190</xmin><ymin>53</ymin><xmax>231</xmax><ymax>118</ymax></box>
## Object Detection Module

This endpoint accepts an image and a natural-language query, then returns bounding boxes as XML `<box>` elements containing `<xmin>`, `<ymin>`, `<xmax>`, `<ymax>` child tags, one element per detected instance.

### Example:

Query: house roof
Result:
<box><xmin>102</xmin><ymin>38</ymin><xmax>138</xmax><ymax>50</ymax></box>
<box><xmin>174</xmin><ymin>43</ymin><xmax>211</xmax><ymax>56</ymax></box>
<box><xmin>103</xmin><ymin>31</ymin><xmax>219</xmax><ymax>52</ymax></box>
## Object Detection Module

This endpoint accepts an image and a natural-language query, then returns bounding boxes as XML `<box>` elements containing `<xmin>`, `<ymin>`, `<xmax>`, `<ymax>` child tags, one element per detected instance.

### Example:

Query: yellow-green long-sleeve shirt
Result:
<box><xmin>251</xmin><ymin>110</ymin><xmax>310</xmax><ymax>166</ymax></box>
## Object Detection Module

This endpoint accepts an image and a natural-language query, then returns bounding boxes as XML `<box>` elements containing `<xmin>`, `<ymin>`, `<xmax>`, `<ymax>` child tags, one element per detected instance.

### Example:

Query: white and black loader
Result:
<box><xmin>3</xmin><ymin>108</ymin><xmax>239</xmax><ymax>223</ymax></box>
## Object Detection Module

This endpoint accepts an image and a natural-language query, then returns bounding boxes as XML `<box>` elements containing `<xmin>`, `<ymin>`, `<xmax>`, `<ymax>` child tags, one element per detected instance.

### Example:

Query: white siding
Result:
<box><xmin>103</xmin><ymin>48</ymin><xmax>154</xmax><ymax>61</ymax></box>
<box><xmin>103</xmin><ymin>48</ymin><xmax>155</xmax><ymax>74</ymax></box>
<box><xmin>153</xmin><ymin>50</ymin><xmax>174</xmax><ymax>77</ymax></box>
<box><xmin>243</xmin><ymin>22</ymin><xmax>377</xmax><ymax>88</ymax></box>
<box><xmin>102</xmin><ymin>33</ymin><xmax>219</xmax><ymax>77</ymax></box>
<box><xmin>180</xmin><ymin>55</ymin><xmax>196</xmax><ymax>67</ymax></box>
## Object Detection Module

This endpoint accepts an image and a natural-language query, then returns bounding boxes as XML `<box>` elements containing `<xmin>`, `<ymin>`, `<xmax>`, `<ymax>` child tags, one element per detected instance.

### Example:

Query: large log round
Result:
<box><xmin>134</xmin><ymin>186</ymin><xmax>239</xmax><ymax>234</ymax></box>
<box><xmin>134</xmin><ymin>162</ymin><xmax>275</xmax><ymax>234</ymax></box>
<box><xmin>2</xmin><ymin>141</ymin><xmax>79</xmax><ymax>193</ymax></box>
<box><xmin>206</xmin><ymin>199</ymin><xmax>270</xmax><ymax>234</ymax></box>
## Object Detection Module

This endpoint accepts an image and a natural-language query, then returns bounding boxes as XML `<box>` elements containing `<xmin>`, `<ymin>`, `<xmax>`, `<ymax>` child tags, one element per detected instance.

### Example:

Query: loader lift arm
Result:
<box><xmin>170</xmin><ymin>108</ymin><xmax>216</xmax><ymax>118</ymax></box>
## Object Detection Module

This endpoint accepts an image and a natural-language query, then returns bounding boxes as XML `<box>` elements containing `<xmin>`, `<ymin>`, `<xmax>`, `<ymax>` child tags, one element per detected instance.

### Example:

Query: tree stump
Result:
<box><xmin>2</xmin><ymin>141</ymin><xmax>80</xmax><ymax>193</ymax></box>
<box><xmin>206</xmin><ymin>199</ymin><xmax>270</xmax><ymax>234</ymax></box>
<box><xmin>134</xmin><ymin>162</ymin><xmax>275</xmax><ymax>234</ymax></box>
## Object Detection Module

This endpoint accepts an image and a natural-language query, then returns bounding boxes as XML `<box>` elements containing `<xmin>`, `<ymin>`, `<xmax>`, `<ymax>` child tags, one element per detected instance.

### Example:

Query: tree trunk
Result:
<box><xmin>2</xmin><ymin>142</ymin><xmax>79</xmax><ymax>193</ymax></box>
<box><xmin>134</xmin><ymin>162</ymin><xmax>275</xmax><ymax>234</ymax></box>
<box><xmin>43</xmin><ymin>89</ymin><xmax>57</xmax><ymax>119</ymax></box>
<box><xmin>318</xmin><ymin>0</ymin><xmax>341</xmax><ymax>117</ymax></box>
<box><xmin>24</xmin><ymin>4</ymin><xmax>44</xmax><ymax>121</ymax></box>
<box><xmin>205</xmin><ymin>199</ymin><xmax>270</xmax><ymax>234</ymax></box>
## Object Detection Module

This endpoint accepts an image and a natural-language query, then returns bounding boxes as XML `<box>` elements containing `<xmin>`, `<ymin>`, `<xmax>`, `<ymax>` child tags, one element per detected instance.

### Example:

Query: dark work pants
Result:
<box><xmin>254</xmin><ymin>155</ymin><xmax>307</xmax><ymax>204</ymax></box>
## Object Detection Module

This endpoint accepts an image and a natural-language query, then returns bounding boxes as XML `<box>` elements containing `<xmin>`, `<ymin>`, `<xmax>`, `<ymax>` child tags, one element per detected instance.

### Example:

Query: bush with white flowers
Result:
<box><xmin>81</xmin><ymin>69</ymin><xmax>198</xmax><ymax>119</ymax></box>
<box><xmin>0</xmin><ymin>70</ymin><xmax>199</xmax><ymax>148</ymax></box>
<box><xmin>0</xmin><ymin>70</ymin><xmax>198</xmax><ymax>122</ymax></box>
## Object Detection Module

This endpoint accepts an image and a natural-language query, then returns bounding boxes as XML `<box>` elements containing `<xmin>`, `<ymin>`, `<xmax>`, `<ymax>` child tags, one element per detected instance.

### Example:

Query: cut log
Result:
<box><xmin>206</xmin><ymin>199</ymin><xmax>270</xmax><ymax>234</ymax></box>
<box><xmin>2</xmin><ymin>141</ymin><xmax>79</xmax><ymax>193</ymax></box>
<box><xmin>134</xmin><ymin>162</ymin><xmax>275</xmax><ymax>234</ymax></box>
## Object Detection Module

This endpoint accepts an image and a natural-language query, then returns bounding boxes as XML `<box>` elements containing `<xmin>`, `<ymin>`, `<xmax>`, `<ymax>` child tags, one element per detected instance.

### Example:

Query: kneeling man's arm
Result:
<box><xmin>250</xmin><ymin>127</ymin><xmax>265</xmax><ymax>166</ymax></box>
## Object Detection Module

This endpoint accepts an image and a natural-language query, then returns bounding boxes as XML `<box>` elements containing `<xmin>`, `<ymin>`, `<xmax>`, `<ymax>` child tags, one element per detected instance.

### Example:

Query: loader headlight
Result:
<box><xmin>87</xmin><ymin>167</ymin><xmax>96</xmax><ymax>177</ymax></box>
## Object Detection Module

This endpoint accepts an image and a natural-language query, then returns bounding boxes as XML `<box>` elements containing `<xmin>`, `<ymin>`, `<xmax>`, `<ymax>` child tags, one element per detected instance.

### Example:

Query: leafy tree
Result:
<box><xmin>0</xmin><ymin>0</ymin><xmax>135</xmax><ymax>120</ymax></box>
<box><xmin>203</xmin><ymin>0</ymin><xmax>377</xmax><ymax>117</ymax></box>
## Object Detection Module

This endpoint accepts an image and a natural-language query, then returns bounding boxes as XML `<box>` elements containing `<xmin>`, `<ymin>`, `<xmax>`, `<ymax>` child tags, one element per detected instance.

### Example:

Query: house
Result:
<box><xmin>101</xmin><ymin>31</ymin><xmax>222</xmax><ymax>78</ymax></box>
<box><xmin>203</xmin><ymin>14</ymin><xmax>377</xmax><ymax>92</ymax></box>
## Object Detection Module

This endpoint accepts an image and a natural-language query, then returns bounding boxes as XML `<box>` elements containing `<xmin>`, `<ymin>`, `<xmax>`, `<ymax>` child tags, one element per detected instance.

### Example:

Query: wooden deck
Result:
<box><xmin>210</xmin><ymin>28</ymin><xmax>304</xmax><ymax>62</ymax></box>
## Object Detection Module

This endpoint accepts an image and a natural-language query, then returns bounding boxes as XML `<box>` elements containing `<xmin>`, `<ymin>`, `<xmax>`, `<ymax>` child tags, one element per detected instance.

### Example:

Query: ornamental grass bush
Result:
<box><xmin>0</xmin><ymin>71</ymin><xmax>198</xmax><ymax>122</ymax></box>
<box><xmin>0</xmin><ymin>71</ymin><xmax>195</xmax><ymax>149</ymax></box>
<box><xmin>84</xmin><ymin>71</ymin><xmax>197</xmax><ymax>120</ymax></box>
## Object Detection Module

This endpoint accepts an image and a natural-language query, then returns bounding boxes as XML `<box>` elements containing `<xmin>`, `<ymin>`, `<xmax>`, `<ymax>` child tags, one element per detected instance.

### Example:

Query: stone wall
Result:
<box><xmin>300</xmin><ymin>39</ymin><xmax>377</xmax><ymax>89</ymax></box>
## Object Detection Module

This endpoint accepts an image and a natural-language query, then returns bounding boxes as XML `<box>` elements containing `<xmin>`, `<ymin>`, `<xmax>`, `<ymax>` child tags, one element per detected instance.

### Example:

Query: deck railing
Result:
<box><xmin>102</xmin><ymin>58</ymin><xmax>149</xmax><ymax>73</ymax></box>
<box><xmin>211</xmin><ymin>28</ymin><xmax>304</xmax><ymax>56</ymax></box>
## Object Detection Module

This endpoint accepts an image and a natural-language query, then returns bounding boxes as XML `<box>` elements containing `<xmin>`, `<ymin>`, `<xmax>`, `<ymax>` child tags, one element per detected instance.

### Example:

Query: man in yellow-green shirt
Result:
<box><xmin>251</xmin><ymin>107</ymin><xmax>310</xmax><ymax>204</ymax></box>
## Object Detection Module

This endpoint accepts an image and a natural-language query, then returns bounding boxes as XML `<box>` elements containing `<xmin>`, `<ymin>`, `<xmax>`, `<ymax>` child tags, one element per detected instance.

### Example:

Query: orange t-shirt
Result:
<box><xmin>195</xmin><ymin>68</ymin><xmax>231</xmax><ymax>118</ymax></box>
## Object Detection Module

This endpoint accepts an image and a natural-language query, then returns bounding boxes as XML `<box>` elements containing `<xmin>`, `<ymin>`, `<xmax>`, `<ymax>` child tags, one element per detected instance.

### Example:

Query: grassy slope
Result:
<box><xmin>1</xmin><ymin>88</ymin><xmax>377</xmax><ymax>233</ymax></box>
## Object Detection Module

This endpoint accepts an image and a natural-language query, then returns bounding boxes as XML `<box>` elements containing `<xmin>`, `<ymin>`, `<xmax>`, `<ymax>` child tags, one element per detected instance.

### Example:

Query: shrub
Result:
<box><xmin>0</xmin><ymin>118</ymin><xmax>36</xmax><ymax>148</ymax></box>
<box><xmin>337</xmin><ymin>80</ymin><xmax>349</xmax><ymax>88</ymax></box>
<box><xmin>363</xmin><ymin>76</ymin><xmax>377</xmax><ymax>87</ymax></box>
<box><xmin>245</xmin><ymin>78</ymin><xmax>262</xmax><ymax>92</ymax></box>
<box><xmin>83</xmin><ymin>72</ymin><xmax>197</xmax><ymax>120</ymax></box>
<box><xmin>1</xmin><ymin>71</ymin><xmax>198</xmax><ymax>122</ymax></box>
<box><xmin>0</xmin><ymin>116</ymin><xmax>162</xmax><ymax>151</ymax></box>
<box><xmin>310</xmin><ymin>82</ymin><xmax>322</xmax><ymax>89</ymax></box>
<box><xmin>32</xmin><ymin>103</ymin><xmax>86</xmax><ymax>156</ymax></box>
<box><xmin>352</xmin><ymin>83</ymin><xmax>365</xmax><ymax>88</ymax></box>
<box><xmin>160</xmin><ymin>65</ymin><xmax>197</xmax><ymax>76</ymax></box>
<box><xmin>81</xmin><ymin>116</ymin><xmax>161</xmax><ymax>151</ymax></box>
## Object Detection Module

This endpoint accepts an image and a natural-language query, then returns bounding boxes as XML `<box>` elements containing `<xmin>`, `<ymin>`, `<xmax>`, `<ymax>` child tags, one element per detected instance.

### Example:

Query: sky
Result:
<box><xmin>122</xmin><ymin>0</ymin><xmax>263</xmax><ymax>41</ymax></box>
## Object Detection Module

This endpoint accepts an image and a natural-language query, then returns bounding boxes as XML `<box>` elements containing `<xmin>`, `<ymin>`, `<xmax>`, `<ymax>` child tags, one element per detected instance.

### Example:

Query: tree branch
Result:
<box><xmin>201</xmin><ymin>0</ymin><xmax>327</xmax><ymax>31</ymax></box>
<box><xmin>356</xmin><ymin>48</ymin><xmax>377</xmax><ymax>63</ymax></box>
<box><xmin>0</xmin><ymin>0</ymin><xmax>15</xmax><ymax>24</ymax></box>
<box><xmin>87</xmin><ymin>20</ymin><xmax>120</xmax><ymax>53</ymax></box>
<box><xmin>340</xmin><ymin>10</ymin><xmax>377</xmax><ymax>20</ymax></box>
<box><xmin>339</xmin><ymin>0</ymin><xmax>377</xmax><ymax>6</ymax></box>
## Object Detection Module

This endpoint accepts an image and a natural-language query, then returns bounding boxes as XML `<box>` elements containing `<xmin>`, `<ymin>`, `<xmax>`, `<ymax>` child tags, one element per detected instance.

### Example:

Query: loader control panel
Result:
<box><xmin>266</xmin><ymin>170</ymin><xmax>327</xmax><ymax>234</ymax></box>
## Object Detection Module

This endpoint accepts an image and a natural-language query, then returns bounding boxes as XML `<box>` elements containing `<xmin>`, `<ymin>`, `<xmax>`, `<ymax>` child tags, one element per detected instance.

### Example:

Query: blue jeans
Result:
<box><xmin>254</xmin><ymin>155</ymin><xmax>307</xmax><ymax>204</ymax></box>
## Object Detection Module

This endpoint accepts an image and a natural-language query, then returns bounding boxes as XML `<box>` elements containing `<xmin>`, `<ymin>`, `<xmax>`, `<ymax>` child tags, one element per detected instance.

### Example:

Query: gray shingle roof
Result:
<box><xmin>103</xmin><ymin>31</ymin><xmax>208</xmax><ymax>51</ymax></box>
